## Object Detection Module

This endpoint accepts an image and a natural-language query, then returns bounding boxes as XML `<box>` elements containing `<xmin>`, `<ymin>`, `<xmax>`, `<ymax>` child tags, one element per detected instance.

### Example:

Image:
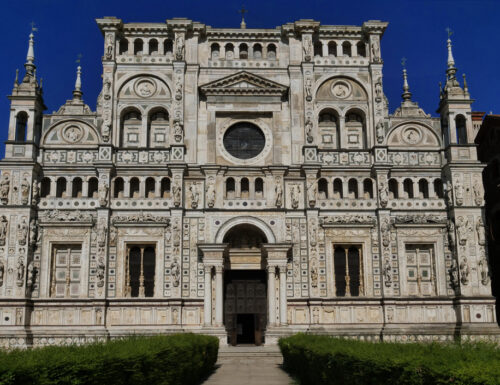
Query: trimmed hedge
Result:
<box><xmin>0</xmin><ymin>333</ymin><xmax>219</xmax><ymax>385</ymax></box>
<box><xmin>279</xmin><ymin>334</ymin><xmax>500</xmax><ymax>385</ymax></box>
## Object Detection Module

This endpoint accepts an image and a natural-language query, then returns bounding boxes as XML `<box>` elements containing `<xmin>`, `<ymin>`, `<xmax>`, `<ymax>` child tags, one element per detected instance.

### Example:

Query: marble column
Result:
<box><xmin>279</xmin><ymin>264</ymin><xmax>288</xmax><ymax>325</ymax></box>
<box><xmin>215</xmin><ymin>264</ymin><xmax>224</xmax><ymax>326</ymax></box>
<box><xmin>204</xmin><ymin>265</ymin><xmax>212</xmax><ymax>326</ymax></box>
<box><xmin>267</xmin><ymin>265</ymin><xmax>276</xmax><ymax>326</ymax></box>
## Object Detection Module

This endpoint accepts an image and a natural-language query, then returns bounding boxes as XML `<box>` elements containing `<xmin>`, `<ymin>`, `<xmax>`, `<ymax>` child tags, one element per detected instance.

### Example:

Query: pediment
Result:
<box><xmin>199</xmin><ymin>71</ymin><xmax>288</xmax><ymax>96</ymax></box>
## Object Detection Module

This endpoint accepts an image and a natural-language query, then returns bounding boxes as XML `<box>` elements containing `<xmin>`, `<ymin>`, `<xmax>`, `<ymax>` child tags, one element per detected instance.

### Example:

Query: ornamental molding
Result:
<box><xmin>320</xmin><ymin>215</ymin><xmax>376</xmax><ymax>226</ymax></box>
<box><xmin>111</xmin><ymin>212</ymin><xmax>170</xmax><ymax>226</ymax></box>
<box><xmin>394</xmin><ymin>214</ymin><xmax>447</xmax><ymax>226</ymax></box>
<box><xmin>39</xmin><ymin>209</ymin><xmax>95</xmax><ymax>225</ymax></box>
<box><xmin>199</xmin><ymin>71</ymin><xmax>288</xmax><ymax>97</ymax></box>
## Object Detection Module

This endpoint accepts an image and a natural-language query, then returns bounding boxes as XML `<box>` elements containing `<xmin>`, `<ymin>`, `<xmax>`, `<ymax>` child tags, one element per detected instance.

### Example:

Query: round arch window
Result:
<box><xmin>223</xmin><ymin>122</ymin><xmax>265</xmax><ymax>160</ymax></box>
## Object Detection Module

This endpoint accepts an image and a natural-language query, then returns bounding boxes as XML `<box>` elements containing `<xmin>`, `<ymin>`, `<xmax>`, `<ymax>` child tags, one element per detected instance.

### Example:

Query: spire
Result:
<box><xmin>462</xmin><ymin>73</ymin><xmax>469</xmax><ymax>94</ymax></box>
<box><xmin>23</xmin><ymin>32</ymin><xmax>36</xmax><ymax>80</ymax></box>
<box><xmin>445</xmin><ymin>28</ymin><xmax>457</xmax><ymax>82</ymax></box>
<box><xmin>73</xmin><ymin>65</ymin><xmax>82</xmax><ymax>100</ymax></box>
<box><xmin>401</xmin><ymin>57</ymin><xmax>412</xmax><ymax>102</ymax></box>
<box><xmin>239</xmin><ymin>6</ymin><xmax>247</xmax><ymax>29</ymax></box>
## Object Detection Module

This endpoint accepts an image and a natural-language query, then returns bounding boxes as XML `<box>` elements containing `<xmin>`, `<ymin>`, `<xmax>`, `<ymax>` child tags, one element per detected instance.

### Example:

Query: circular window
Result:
<box><xmin>223</xmin><ymin>122</ymin><xmax>265</xmax><ymax>160</ymax></box>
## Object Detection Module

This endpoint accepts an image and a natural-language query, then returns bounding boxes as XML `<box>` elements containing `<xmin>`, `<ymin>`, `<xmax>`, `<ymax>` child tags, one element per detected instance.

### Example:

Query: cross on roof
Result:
<box><xmin>446</xmin><ymin>27</ymin><xmax>453</xmax><ymax>38</ymax></box>
<box><xmin>76</xmin><ymin>53</ymin><xmax>82</xmax><ymax>64</ymax></box>
<box><xmin>401</xmin><ymin>57</ymin><xmax>407</xmax><ymax>68</ymax></box>
<box><xmin>30</xmin><ymin>21</ymin><xmax>38</xmax><ymax>32</ymax></box>
<box><xmin>239</xmin><ymin>5</ymin><xmax>248</xmax><ymax>18</ymax></box>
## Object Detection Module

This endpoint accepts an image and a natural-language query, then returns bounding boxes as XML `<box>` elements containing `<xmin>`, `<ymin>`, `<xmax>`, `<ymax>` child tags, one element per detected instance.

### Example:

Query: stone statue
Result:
<box><xmin>0</xmin><ymin>174</ymin><xmax>10</xmax><ymax>204</ymax></box>
<box><xmin>371</xmin><ymin>38</ymin><xmax>380</xmax><ymax>62</ymax></box>
<box><xmin>307</xmin><ymin>180</ymin><xmax>317</xmax><ymax>208</ymax></box>
<box><xmin>173</xmin><ymin>120</ymin><xmax>183</xmax><ymax>143</ymax></box>
<box><xmin>98</xmin><ymin>183</ymin><xmax>109</xmax><ymax>207</ymax></box>
<box><xmin>303</xmin><ymin>35</ymin><xmax>313</xmax><ymax>61</ymax></box>
<box><xmin>16</xmin><ymin>258</ymin><xmax>25</xmax><ymax>287</ymax></box>
<box><xmin>378</xmin><ymin>180</ymin><xmax>388</xmax><ymax>208</ymax></box>
<box><xmin>175</xmin><ymin>34</ymin><xmax>185</xmax><ymax>60</ymax></box>
<box><xmin>26</xmin><ymin>260</ymin><xmax>36</xmax><ymax>290</ymax></box>
<box><xmin>96</xmin><ymin>218</ymin><xmax>107</xmax><ymax>248</ymax></box>
<box><xmin>310</xmin><ymin>262</ymin><xmax>318</xmax><ymax>288</ymax></box>
<box><xmin>305</xmin><ymin>118</ymin><xmax>314</xmax><ymax>144</ymax></box>
<box><xmin>374</xmin><ymin>79</ymin><xmax>382</xmax><ymax>103</ymax></box>
<box><xmin>0</xmin><ymin>259</ymin><xmax>4</xmax><ymax>287</ymax></box>
<box><xmin>109</xmin><ymin>226</ymin><xmax>117</xmax><ymax>247</ymax></box>
<box><xmin>189</xmin><ymin>183</ymin><xmax>199</xmax><ymax>209</ymax></box>
<box><xmin>171</xmin><ymin>258</ymin><xmax>180</xmax><ymax>287</ymax></box>
<box><xmin>105</xmin><ymin>33</ymin><xmax>114</xmax><ymax>60</ymax></box>
<box><xmin>96</xmin><ymin>258</ymin><xmax>105</xmax><ymax>288</ymax></box>
<box><xmin>206</xmin><ymin>178</ymin><xmax>216</xmax><ymax>208</ymax></box>
<box><xmin>476</xmin><ymin>218</ymin><xmax>486</xmax><ymax>246</ymax></box>
<box><xmin>31</xmin><ymin>181</ymin><xmax>39</xmax><ymax>205</ymax></box>
<box><xmin>172</xmin><ymin>182</ymin><xmax>181</xmax><ymax>207</ymax></box>
<box><xmin>456</xmin><ymin>216</ymin><xmax>468</xmax><ymax>246</ymax></box>
<box><xmin>380</xmin><ymin>217</ymin><xmax>391</xmax><ymax>247</ymax></box>
<box><xmin>0</xmin><ymin>215</ymin><xmax>7</xmax><ymax>246</ymax></box>
<box><xmin>275</xmin><ymin>178</ymin><xmax>283</xmax><ymax>208</ymax></box>
<box><xmin>175</xmin><ymin>79</ymin><xmax>183</xmax><ymax>101</ymax></box>
<box><xmin>304</xmin><ymin>78</ymin><xmax>312</xmax><ymax>101</ymax></box>
<box><xmin>479</xmin><ymin>254</ymin><xmax>490</xmax><ymax>286</ymax></box>
<box><xmin>459</xmin><ymin>257</ymin><xmax>470</xmax><ymax>285</ymax></box>
<box><xmin>172</xmin><ymin>221</ymin><xmax>181</xmax><ymax>248</ymax></box>
<box><xmin>21</xmin><ymin>179</ymin><xmax>30</xmax><ymax>205</ymax></box>
<box><xmin>383</xmin><ymin>258</ymin><xmax>392</xmax><ymax>287</ymax></box>
<box><xmin>473</xmin><ymin>183</ymin><xmax>482</xmax><ymax>206</ymax></box>
<box><xmin>29</xmin><ymin>219</ymin><xmax>37</xmax><ymax>249</ymax></box>
<box><xmin>17</xmin><ymin>218</ymin><xmax>28</xmax><ymax>246</ymax></box>
<box><xmin>449</xmin><ymin>259</ymin><xmax>459</xmax><ymax>290</ymax></box>
<box><xmin>290</xmin><ymin>184</ymin><xmax>300</xmax><ymax>209</ymax></box>
<box><xmin>454</xmin><ymin>177</ymin><xmax>464</xmax><ymax>206</ymax></box>
<box><xmin>309</xmin><ymin>221</ymin><xmax>317</xmax><ymax>247</ymax></box>
<box><xmin>376</xmin><ymin>120</ymin><xmax>385</xmax><ymax>144</ymax></box>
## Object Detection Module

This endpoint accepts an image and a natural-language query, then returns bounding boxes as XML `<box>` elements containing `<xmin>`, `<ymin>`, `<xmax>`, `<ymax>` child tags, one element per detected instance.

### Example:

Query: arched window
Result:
<box><xmin>255</xmin><ymin>178</ymin><xmax>264</xmax><ymax>198</ymax></box>
<box><xmin>456</xmin><ymin>115</ymin><xmax>467</xmax><ymax>144</ymax></box>
<box><xmin>121</xmin><ymin>109</ymin><xmax>142</xmax><ymax>147</ymax></box>
<box><xmin>345</xmin><ymin>110</ymin><xmax>366</xmax><ymax>149</ymax></box>
<box><xmin>342</xmin><ymin>41</ymin><xmax>352</xmax><ymax>57</ymax></box>
<box><xmin>88</xmin><ymin>177</ymin><xmax>98</xmax><ymax>198</ymax></box>
<box><xmin>130</xmin><ymin>178</ymin><xmax>140</xmax><ymax>199</ymax></box>
<box><xmin>15</xmin><ymin>112</ymin><xmax>28</xmax><ymax>142</ymax></box>
<box><xmin>314</xmin><ymin>41</ymin><xmax>322</xmax><ymax>57</ymax></box>
<box><xmin>226</xmin><ymin>178</ymin><xmax>235</xmax><ymax>199</ymax></box>
<box><xmin>418</xmin><ymin>179</ymin><xmax>429</xmax><ymax>199</ymax></box>
<box><xmin>40</xmin><ymin>177</ymin><xmax>51</xmax><ymax>198</ymax></box>
<box><xmin>434</xmin><ymin>179</ymin><xmax>444</xmax><ymax>199</ymax></box>
<box><xmin>149</xmin><ymin>39</ymin><xmax>158</xmax><ymax>55</ymax></box>
<box><xmin>363</xmin><ymin>179</ymin><xmax>373</xmax><ymax>199</ymax></box>
<box><xmin>318</xmin><ymin>178</ymin><xmax>328</xmax><ymax>199</ymax></box>
<box><xmin>403</xmin><ymin>178</ymin><xmax>414</xmax><ymax>199</ymax></box>
<box><xmin>225</xmin><ymin>43</ymin><xmax>234</xmax><ymax>60</ymax></box>
<box><xmin>356</xmin><ymin>41</ymin><xmax>366</xmax><ymax>57</ymax></box>
<box><xmin>211</xmin><ymin>43</ymin><xmax>220</xmax><ymax>59</ymax></box>
<box><xmin>389</xmin><ymin>178</ymin><xmax>398</xmax><ymax>199</ymax></box>
<box><xmin>72</xmin><ymin>177</ymin><xmax>82</xmax><ymax>198</ymax></box>
<box><xmin>239</xmin><ymin>43</ymin><xmax>248</xmax><ymax>59</ymax></box>
<box><xmin>348</xmin><ymin>179</ymin><xmax>358</xmax><ymax>199</ymax></box>
<box><xmin>267</xmin><ymin>43</ymin><xmax>277</xmax><ymax>59</ymax></box>
<box><xmin>114</xmin><ymin>177</ymin><xmax>124</xmax><ymax>198</ymax></box>
<box><xmin>333</xmin><ymin>178</ymin><xmax>343</xmax><ymax>199</ymax></box>
<box><xmin>164</xmin><ymin>39</ymin><xmax>173</xmax><ymax>56</ymax></box>
<box><xmin>119</xmin><ymin>39</ymin><xmax>128</xmax><ymax>55</ymax></box>
<box><xmin>147</xmin><ymin>108</ymin><xmax>169</xmax><ymax>147</ymax></box>
<box><xmin>253</xmin><ymin>43</ymin><xmax>262</xmax><ymax>59</ymax></box>
<box><xmin>145</xmin><ymin>177</ymin><xmax>156</xmax><ymax>198</ymax></box>
<box><xmin>56</xmin><ymin>178</ymin><xmax>67</xmax><ymax>198</ymax></box>
<box><xmin>161</xmin><ymin>177</ymin><xmax>171</xmax><ymax>198</ymax></box>
<box><xmin>241</xmin><ymin>178</ymin><xmax>249</xmax><ymax>198</ymax></box>
<box><xmin>328</xmin><ymin>41</ymin><xmax>337</xmax><ymax>56</ymax></box>
<box><xmin>134</xmin><ymin>39</ymin><xmax>143</xmax><ymax>55</ymax></box>
<box><xmin>319</xmin><ymin>109</ymin><xmax>340</xmax><ymax>148</ymax></box>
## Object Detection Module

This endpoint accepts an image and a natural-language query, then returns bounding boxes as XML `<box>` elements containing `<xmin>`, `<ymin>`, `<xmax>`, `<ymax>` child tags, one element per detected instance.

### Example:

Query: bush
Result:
<box><xmin>0</xmin><ymin>333</ymin><xmax>219</xmax><ymax>385</ymax></box>
<box><xmin>279</xmin><ymin>334</ymin><xmax>500</xmax><ymax>385</ymax></box>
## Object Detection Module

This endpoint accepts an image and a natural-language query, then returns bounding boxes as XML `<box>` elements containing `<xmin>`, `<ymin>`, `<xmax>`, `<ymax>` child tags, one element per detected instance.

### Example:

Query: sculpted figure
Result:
<box><xmin>21</xmin><ymin>179</ymin><xmax>30</xmax><ymax>205</ymax></box>
<box><xmin>27</xmin><ymin>260</ymin><xmax>36</xmax><ymax>290</ymax></box>
<box><xmin>274</xmin><ymin>178</ymin><xmax>283</xmax><ymax>208</ymax></box>
<box><xmin>97</xmin><ymin>218</ymin><xmax>107</xmax><ymax>247</ymax></box>
<box><xmin>175</xmin><ymin>79</ymin><xmax>183</xmax><ymax>101</ymax></box>
<box><xmin>445</xmin><ymin>185</ymin><xmax>454</xmax><ymax>207</ymax></box>
<box><xmin>376</xmin><ymin>120</ymin><xmax>385</xmax><ymax>144</ymax></box>
<box><xmin>380</xmin><ymin>217</ymin><xmax>391</xmax><ymax>247</ymax></box>
<box><xmin>304</xmin><ymin>78</ymin><xmax>312</xmax><ymax>101</ymax></box>
<box><xmin>454</xmin><ymin>177</ymin><xmax>464</xmax><ymax>206</ymax></box>
<box><xmin>175</xmin><ymin>35</ymin><xmax>185</xmax><ymax>60</ymax></box>
<box><xmin>173</xmin><ymin>120</ymin><xmax>183</xmax><ymax>143</ymax></box>
<box><xmin>29</xmin><ymin>219</ymin><xmax>37</xmax><ymax>248</ymax></box>
<box><xmin>305</xmin><ymin>118</ymin><xmax>314</xmax><ymax>144</ymax></box>
<box><xmin>456</xmin><ymin>216</ymin><xmax>468</xmax><ymax>246</ymax></box>
<box><xmin>383</xmin><ymin>258</ymin><xmax>392</xmax><ymax>287</ymax></box>
<box><xmin>98</xmin><ymin>182</ymin><xmax>109</xmax><ymax>207</ymax></box>
<box><xmin>476</xmin><ymin>218</ymin><xmax>486</xmax><ymax>246</ymax></box>
<box><xmin>371</xmin><ymin>38</ymin><xmax>380</xmax><ymax>62</ymax></box>
<box><xmin>303</xmin><ymin>36</ymin><xmax>313</xmax><ymax>61</ymax></box>
<box><xmin>479</xmin><ymin>255</ymin><xmax>490</xmax><ymax>286</ymax></box>
<box><xmin>0</xmin><ymin>260</ymin><xmax>4</xmax><ymax>286</ymax></box>
<box><xmin>206</xmin><ymin>178</ymin><xmax>216</xmax><ymax>208</ymax></box>
<box><xmin>172</xmin><ymin>182</ymin><xmax>181</xmax><ymax>207</ymax></box>
<box><xmin>17</xmin><ymin>218</ymin><xmax>28</xmax><ymax>246</ymax></box>
<box><xmin>105</xmin><ymin>34</ymin><xmax>113</xmax><ymax>59</ymax></box>
<box><xmin>0</xmin><ymin>215</ymin><xmax>7</xmax><ymax>246</ymax></box>
<box><xmin>447</xmin><ymin>221</ymin><xmax>456</xmax><ymax>250</ymax></box>
<box><xmin>310</xmin><ymin>263</ymin><xmax>318</xmax><ymax>288</ymax></box>
<box><xmin>449</xmin><ymin>259</ymin><xmax>459</xmax><ymax>289</ymax></box>
<box><xmin>189</xmin><ymin>184</ymin><xmax>199</xmax><ymax>209</ymax></box>
<box><xmin>96</xmin><ymin>258</ymin><xmax>105</xmax><ymax>287</ymax></box>
<box><xmin>31</xmin><ymin>181</ymin><xmax>39</xmax><ymax>204</ymax></box>
<box><xmin>16</xmin><ymin>258</ymin><xmax>25</xmax><ymax>287</ymax></box>
<box><xmin>307</xmin><ymin>180</ymin><xmax>317</xmax><ymax>208</ymax></box>
<box><xmin>309</xmin><ymin>221</ymin><xmax>317</xmax><ymax>247</ymax></box>
<box><xmin>109</xmin><ymin>226</ymin><xmax>117</xmax><ymax>246</ymax></box>
<box><xmin>0</xmin><ymin>174</ymin><xmax>10</xmax><ymax>204</ymax></box>
<box><xmin>459</xmin><ymin>257</ymin><xmax>470</xmax><ymax>285</ymax></box>
<box><xmin>290</xmin><ymin>184</ymin><xmax>300</xmax><ymax>209</ymax></box>
<box><xmin>171</xmin><ymin>258</ymin><xmax>180</xmax><ymax>287</ymax></box>
<box><xmin>378</xmin><ymin>180</ymin><xmax>388</xmax><ymax>208</ymax></box>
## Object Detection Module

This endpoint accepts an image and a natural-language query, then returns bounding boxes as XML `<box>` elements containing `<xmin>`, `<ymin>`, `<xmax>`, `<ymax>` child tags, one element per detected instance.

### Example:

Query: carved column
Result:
<box><xmin>267</xmin><ymin>265</ymin><xmax>276</xmax><ymax>326</ymax></box>
<box><xmin>203</xmin><ymin>264</ymin><xmax>212</xmax><ymax>325</ymax></box>
<box><xmin>279</xmin><ymin>264</ymin><xmax>288</xmax><ymax>325</ymax></box>
<box><xmin>215</xmin><ymin>264</ymin><xmax>224</xmax><ymax>326</ymax></box>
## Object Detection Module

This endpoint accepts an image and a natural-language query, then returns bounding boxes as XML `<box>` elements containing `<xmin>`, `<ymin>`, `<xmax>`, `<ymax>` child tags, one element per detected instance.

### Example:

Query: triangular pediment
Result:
<box><xmin>199</xmin><ymin>71</ymin><xmax>288</xmax><ymax>96</ymax></box>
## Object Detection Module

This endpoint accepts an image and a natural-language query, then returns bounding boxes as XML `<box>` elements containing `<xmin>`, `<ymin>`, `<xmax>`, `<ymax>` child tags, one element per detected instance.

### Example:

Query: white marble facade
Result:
<box><xmin>0</xmin><ymin>17</ymin><xmax>498</xmax><ymax>348</ymax></box>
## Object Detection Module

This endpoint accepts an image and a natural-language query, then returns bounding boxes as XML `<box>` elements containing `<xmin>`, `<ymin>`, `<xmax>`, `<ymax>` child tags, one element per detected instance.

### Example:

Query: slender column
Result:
<box><xmin>279</xmin><ymin>265</ymin><xmax>288</xmax><ymax>325</ymax></box>
<box><xmin>139</xmin><ymin>177</ymin><xmax>146</xmax><ymax>198</ymax></box>
<box><xmin>398</xmin><ymin>179</ymin><xmax>404</xmax><ymax>199</ymax></box>
<box><xmin>215</xmin><ymin>265</ymin><xmax>224</xmax><ymax>326</ymax></box>
<box><xmin>50</xmin><ymin>178</ymin><xmax>57</xmax><ymax>198</ymax></box>
<box><xmin>358</xmin><ymin>246</ymin><xmax>364</xmax><ymax>296</ymax></box>
<box><xmin>337</xmin><ymin>42</ymin><xmax>343</xmax><ymax>57</ymax></box>
<box><xmin>357</xmin><ymin>179</ymin><xmax>363</xmax><ymax>199</ymax></box>
<box><xmin>351</xmin><ymin>41</ymin><xmax>358</xmax><ymax>57</ymax></box>
<box><xmin>345</xmin><ymin>247</ymin><xmax>351</xmax><ymax>296</ymax></box>
<box><xmin>267</xmin><ymin>265</ymin><xmax>276</xmax><ymax>326</ymax></box>
<box><xmin>82</xmin><ymin>179</ymin><xmax>89</xmax><ymax>198</ymax></box>
<box><xmin>428</xmin><ymin>178</ymin><xmax>436</xmax><ymax>198</ymax></box>
<box><xmin>342</xmin><ymin>178</ymin><xmax>349</xmax><ymax>199</ymax></box>
<box><xmin>139</xmin><ymin>247</ymin><xmax>145</xmax><ymax>297</ymax></box>
<box><xmin>322</xmin><ymin>42</ymin><xmax>328</xmax><ymax>57</ymax></box>
<box><xmin>125</xmin><ymin>247</ymin><xmax>131</xmax><ymax>297</ymax></box>
<box><xmin>67</xmin><ymin>178</ymin><xmax>74</xmax><ymax>198</ymax></box>
<box><xmin>204</xmin><ymin>265</ymin><xmax>212</xmax><ymax>325</ymax></box>
<box><xmin>124</xmin><ymin>178</ymin><xmax>130</xmax><ymax>198</ymax></box>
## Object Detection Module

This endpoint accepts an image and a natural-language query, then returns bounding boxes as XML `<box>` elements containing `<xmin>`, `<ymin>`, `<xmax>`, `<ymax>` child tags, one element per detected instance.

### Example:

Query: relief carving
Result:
<box><xmin>31</xmin><ymin>181</ymin><xmax>39</xmax><ymax>205</ymax></box>
<box><xmin>21</xmin><ymin>179</ymin><xmax>30</xmax><ymax>205</ymax></box>
<box><xmin>459</xmin><ymin>256</ymin><xmax>470</xmax><ymax>285</ymax></box>
<box><xmin>274</xmin><ymin>177</ymin><xmax>283</xmax><ymax>208</ymax></box>
<box><xmin>26</xmin><ymin>260</ymin><xmax>36</xmax><ymax>291</ymax></box>
<box><xmin>320</xmin><ymin>215</ymin><xmax>376</xmax><ymax>225</ymax></box>
<box><xmin>17</xmin><ymin>218</ymin><xmax>28</xmax><ymax>246</ymax></box>
<box><xmin>96</xmin><ymin>218</ymin><xmax>107</xmax><ymax>248</ymax></box>
<box><xmin>40</xmin><ymin>209</ymin><xmax>95</xmax><ymax>224</ymax></box>
<box><xmin>305</xmin><ymin>117</ymin><xmax>313</xmax><ymax>144</ymax></box>
<box><xmin>0</xmin><ymin>259</ymin><xmax>4</xmax><ymax>287</ymax></box>
<box><xmin>111</xmin><ymin>213</ymin><xmax>170</xmax><ymax>225</ymax></box>
<box><xmin>449</xmin><ymin>259</ymin><xmax>459</xmax><ymax>290</ymax></box>
<box><xmin>175</xmin><ymin>34</ymin><xmax>185</xmax><ymax>61</ymax></box>
<box><xmin>302</xmin><ymin>35</ymin><xmax>313</xmax><ymax>62</ymax></box>
<box><xmin>376</xmin><ymin>120</ymin><xmax>385</xmax><ymax>144</ymax></box>
<box><xmin>478</xmin><ymin>252</ymin><xmax>490</xmax><ymax>286</ymax></box>
<box><xmin>378</xmin><ymin>176</ymin><xmax>388</xmax><ymax>208</ymax></box>
<box><xmin>394</xmin><ymin>214</ymin><xmax>447</xmax><ymax>224</ymax></box>
<box><xmin>29</xmin><ymin>219</ymin><xmax>37</xmax><ymax>249</ymax></box>
<box><xmin>454</xmin><ymin>176</ymin><xmax>464</xmax><ymax>206</ymax></box>
<box><xmin>96</xmin><ymin>258</ymin><xmax>105</xmax><ymax>288</ymax></box>
<box><xmin>16</xmin><ymin>257</ymin><xmax>25</xmax><ymax>287</ymax></box>
<box><xmin>476</xmin><ymin>218</ymin><xmax>485</xmax><ymax>246</ymax></box>
<box><xmin>307</xmin><ymin>179</ymin><xmax>317</xmax><ymax>208</ymax></box>
<box><xmin>290</xmin><ymin>184</ymin><xmax>301</xmax><ymax>209</ymax></box>
<box><xmin>189</xmin><ymin>183</ymin><xmax>200</xmax><ymax>209</ymax></box>
<box><xmin>0</xmin><ymin>215</ymin><xmax>7</xmax><ymax>246</ymax></box>
<box><xmin>172</xmin><ymin>178</ymin><xmax>182</xmax><ymax>207</ymax></box>
<box><xmin>170</xmin><ymin>257</ymin><xmax>180</xmax><ymax>287</ymax></box>
<box><xmin>473</xmin><ymin>180</ymin><xmax>482</xmax><ymax>206</ymax></box>
<box><xmin>98</xmin><ymin>182</ymin><xmax>109</xmax><ymax>207</ymax></box>
<box><xmin>456</xmin><ymin>216</ymin><xmax>470</xmax><ymax>246</ymax></box>
<box><xmin>109</xmin><ymin>226</ymin><xmax>117</xmax><ymax>246</ymax></box>
<box><xmin>0</xmin><ymin>174</ymin><xmax>10</xmax><ymax>205</ymax></box>
<box><xmin>206</xmin><ymin>177</ymin><xmax>216</xmax><ymax>208</ymax></box>
<box><xmin>380</xmin><ymin>217</ymin><xmax>391</xmax><ymax>247</ymax></box>
<box><xmin>371</xmin><ymin>37</ymin><xmax>381</xmax><ymax>62</ymax></box>
<box><xmin>383</xmin><ymin>258</ymin><xmax>392</xmax><ymax>287</ymax></box>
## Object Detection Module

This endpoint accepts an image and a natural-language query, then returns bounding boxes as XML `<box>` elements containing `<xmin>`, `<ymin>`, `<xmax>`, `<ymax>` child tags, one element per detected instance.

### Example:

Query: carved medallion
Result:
<box><xmin>331</xmin><ymin>81</ymin><xmax>351</xmax><ymax>99</ymax></box>
<box><xmin>134</xmin><ymin>79</ymin><xmax>156</xmax><ymax>98</ymax></box>
<box><xmin>62</xmin><ymin>125</ymin><xmax>84</xmax><ymax>143</ymax></box>
<box><xmin>402</xmin><ymin>127</ymin><xmax>421</xmax><ymax>145</ymax></box>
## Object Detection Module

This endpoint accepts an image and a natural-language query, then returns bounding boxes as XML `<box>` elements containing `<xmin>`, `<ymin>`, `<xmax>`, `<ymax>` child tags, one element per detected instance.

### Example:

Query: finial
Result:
<box><xmin>73</xmin><ymin>59</ymin><xmax>83</xmax><ymax>100</ymax></box>
<box><xmin>14</xmin><ymin>69</ymin><xmax>19</xmax><ymax>87</ymax></box>
<box><xmin>239</xmin><ymin>5</ymin><xmax>247</xmax><ymax>29</ymax></box>
<box><xmin>439</xmin><ymin>81</ymin><xmax>443</xmax><ymax>99</ymax></box>
<box><xmin>462</xmin><ymin>73</ymin><xmax>468</xmax><ymax>93</ymax></box>
<box><xmin>401</xmin><ymin>57</ymin><xmax>411</xmax><ymax>102</ymax></box>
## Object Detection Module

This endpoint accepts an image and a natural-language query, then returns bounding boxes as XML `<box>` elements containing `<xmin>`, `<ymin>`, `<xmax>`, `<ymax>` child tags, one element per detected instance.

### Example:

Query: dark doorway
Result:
<box><xmin>237</xmin><ymin>314</ymin><xmax>255</xmax><ymax>344</ymax></box>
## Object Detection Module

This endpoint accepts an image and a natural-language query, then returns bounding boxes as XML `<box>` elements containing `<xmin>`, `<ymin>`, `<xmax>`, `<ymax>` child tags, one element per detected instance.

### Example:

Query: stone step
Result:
<box><xmin>218</xmin><ymin>345</ymin><xmax>283</xmax><ymax>358</ymax></box>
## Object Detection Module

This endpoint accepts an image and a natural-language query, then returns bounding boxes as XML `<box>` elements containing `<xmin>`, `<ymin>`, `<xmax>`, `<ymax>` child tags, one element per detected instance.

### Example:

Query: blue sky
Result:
<box><xmin>1</xmin><ymin>0</ymin><xmax>498</xmax><ymax>156</ymax></box>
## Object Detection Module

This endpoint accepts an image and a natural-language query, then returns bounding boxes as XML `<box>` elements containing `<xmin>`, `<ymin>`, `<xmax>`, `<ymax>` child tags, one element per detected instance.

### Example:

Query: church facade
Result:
<box><xmin>0</xmin><ymin>17</ymin><xmax>498</xmax><ymax>348</ymax></box>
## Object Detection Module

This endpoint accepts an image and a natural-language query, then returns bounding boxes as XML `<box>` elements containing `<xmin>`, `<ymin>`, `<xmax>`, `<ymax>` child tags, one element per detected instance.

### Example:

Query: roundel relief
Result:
<box><xmin>62</xmin><ymin>125</ymin><xmax>84</xmax><ymax>143</ymax></box>
<box><xmin>134</xmin><ymin>78</ymin><xmax>157</xmax><ymax>98</ymax></box>
<box><xmin>331</xmin><ymin>81</ymin><xmax>351</xmax><ymax>99</ymax></box>
<box><xmin>402</xmin><ymin>127</ymin><xmax>422</xmax><ymax>145</ymax></box>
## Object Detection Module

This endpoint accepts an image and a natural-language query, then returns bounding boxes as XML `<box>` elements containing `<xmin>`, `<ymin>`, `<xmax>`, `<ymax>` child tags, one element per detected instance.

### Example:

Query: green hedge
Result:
<box><xmin>279</xmin><ymin>334</ymin><xmax>500</xmax><ymax>385</ymax></box>
<box><xmin>0</xmin><ymin>333</ymin><xmax>219</xmax><ymax>385</ymax></box>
